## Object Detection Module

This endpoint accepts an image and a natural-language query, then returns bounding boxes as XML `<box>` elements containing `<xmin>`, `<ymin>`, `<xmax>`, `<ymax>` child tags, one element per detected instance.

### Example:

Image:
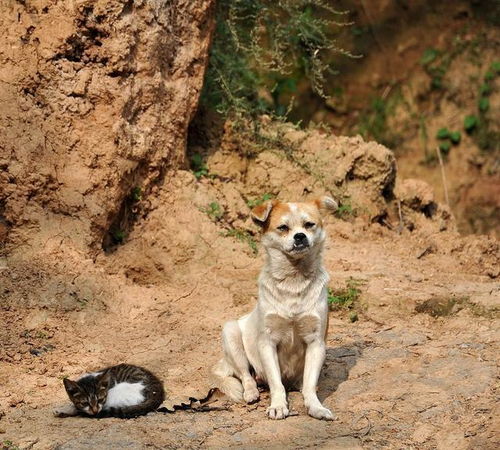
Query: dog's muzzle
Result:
<box><xmin>292</xmin><ymin>232</ymin><xmax>309</xmax><ymax>251</ymax></box>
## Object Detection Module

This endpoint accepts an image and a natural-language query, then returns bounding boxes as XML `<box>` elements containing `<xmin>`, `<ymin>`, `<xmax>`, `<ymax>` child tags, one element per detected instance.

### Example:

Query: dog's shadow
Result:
<box><xmin>317</xmin><ymin>345</ymin><xmax>362</xmax><ymax>402</ymax></box>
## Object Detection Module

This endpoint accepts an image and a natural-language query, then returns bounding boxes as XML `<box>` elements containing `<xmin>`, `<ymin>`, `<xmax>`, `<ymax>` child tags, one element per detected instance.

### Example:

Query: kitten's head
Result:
<box><xmin>63</xmin><ymin>372</ymin><xmax>110</xmax><ymax>416</ymax></box>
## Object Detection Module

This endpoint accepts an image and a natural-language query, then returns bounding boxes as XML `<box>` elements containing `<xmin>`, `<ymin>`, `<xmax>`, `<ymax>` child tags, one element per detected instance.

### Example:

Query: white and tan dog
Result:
<box><xmin>212</xmin><ymin>196</ymin><xmax>337</xmax><ymax>420</ymax></box>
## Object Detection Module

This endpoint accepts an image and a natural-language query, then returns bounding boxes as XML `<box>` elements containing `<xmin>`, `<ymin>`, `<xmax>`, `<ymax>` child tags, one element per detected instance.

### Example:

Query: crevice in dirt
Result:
<box><xmin>101</xmin><ymin>167</ymin><xmax>146</xmax><ymax>254</ymax></box>
<box><xmin>52</xmin><ymin>5</ymin><xmax>109</xmax><ymax>63</ymax></box>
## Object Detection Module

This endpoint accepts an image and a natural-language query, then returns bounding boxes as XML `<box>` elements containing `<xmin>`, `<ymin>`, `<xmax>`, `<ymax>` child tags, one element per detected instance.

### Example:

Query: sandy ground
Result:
<box><xmin>1</xmin><ymin>196</ymin><xmax>498</xmax><ymax>449</ymax></box>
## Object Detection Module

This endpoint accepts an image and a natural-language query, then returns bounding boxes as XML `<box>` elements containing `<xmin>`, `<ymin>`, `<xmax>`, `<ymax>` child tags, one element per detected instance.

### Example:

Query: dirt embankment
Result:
<box><xmin>305</xmin><ymin>0</ymin><xmax>500</xmax><ymax>238</ymax></box>
<box><xmin>0</xmin><ymin>0</ymin><xmax>215</xmax><ymax>255</ymax></box>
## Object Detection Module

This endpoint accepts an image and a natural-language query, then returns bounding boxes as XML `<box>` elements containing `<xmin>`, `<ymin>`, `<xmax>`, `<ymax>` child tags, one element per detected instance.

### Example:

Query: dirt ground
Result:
<box><xmin>1</xmin><ymin>166</ymin><xmax>499</xmax><ymax>449</ymax></box>
<box><xmin>1</xmin><ymin>2</ymin><xmax>498</xmax><ymax>449</ymax></box>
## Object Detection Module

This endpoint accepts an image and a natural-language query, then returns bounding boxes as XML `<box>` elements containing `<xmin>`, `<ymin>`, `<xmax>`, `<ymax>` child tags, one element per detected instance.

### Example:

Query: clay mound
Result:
<box><xmin>102</xmin><ymin>118</ymin><xmax>496</xmax><ymax>283</ymax></box>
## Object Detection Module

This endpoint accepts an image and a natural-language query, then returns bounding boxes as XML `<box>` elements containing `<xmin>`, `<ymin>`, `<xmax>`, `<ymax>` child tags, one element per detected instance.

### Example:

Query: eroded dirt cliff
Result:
<box><xmin>0</xmin><ymin>0</ymin><xmax>215</xmax><ymax>254</ymax></box>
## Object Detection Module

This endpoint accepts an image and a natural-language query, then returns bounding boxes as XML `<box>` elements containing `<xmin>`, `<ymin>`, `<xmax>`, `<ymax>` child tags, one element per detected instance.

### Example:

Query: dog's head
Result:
<box><xmin>251</xmin><ymin>196</ymin><xmax>337</xmax><ymax>259</ymax></box>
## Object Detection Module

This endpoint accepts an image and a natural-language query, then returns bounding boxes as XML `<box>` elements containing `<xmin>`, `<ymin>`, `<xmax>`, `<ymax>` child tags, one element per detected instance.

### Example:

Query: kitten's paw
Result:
<box><xmin>53</xmin><ymin>404</ymin><xmax>78</xmax><ymax>417</ymax></box>
<box><xmin>243</xmin><ymin>386</ymin><xmax>260</xmax><ymax>404</ymax></box>
<box><xmin>308</xmin><ymin>405</ymin><xmax>335</xmax><ymax>421</ymax></box>
<box><xmin>267</xmin><ymin>404</ymin><xmax>289</xmax><ymax>420</ymax></box>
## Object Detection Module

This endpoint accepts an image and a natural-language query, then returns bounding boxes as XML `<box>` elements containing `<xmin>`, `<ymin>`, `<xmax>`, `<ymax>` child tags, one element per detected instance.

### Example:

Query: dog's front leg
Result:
<box><xmin>258</xmin><ymin>339</ymin><xmax>289</xmax><ymax>419</ymax></box>
<box><xmin>302</xmin><ymin>338</ymin><xmax>334</xmax><ymax>420</ymax></box>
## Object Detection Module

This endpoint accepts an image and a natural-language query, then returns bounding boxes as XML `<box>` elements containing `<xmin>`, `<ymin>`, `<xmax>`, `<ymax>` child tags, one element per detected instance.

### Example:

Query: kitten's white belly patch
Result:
<box><xmin>104</xmin><ymin>382</ymin><xmax>145</xmax><ymax>408</ymax></box>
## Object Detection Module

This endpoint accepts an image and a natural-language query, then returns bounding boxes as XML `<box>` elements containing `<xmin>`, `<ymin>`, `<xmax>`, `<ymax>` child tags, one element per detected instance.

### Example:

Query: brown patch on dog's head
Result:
<box><xmin>251</xmin><ymin>196</ymin><xmax>337</xmax><ymax>233</ymax></box>
<box><xmin>251</xmin><ymin>200</ymin><xmax>290</xmax><ymax>232</ymax></box>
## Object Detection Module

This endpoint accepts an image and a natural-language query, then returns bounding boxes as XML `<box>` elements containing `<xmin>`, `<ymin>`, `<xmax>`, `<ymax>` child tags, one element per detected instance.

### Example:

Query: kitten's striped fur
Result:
<box><xmin>63</xmin><ymin>364</ymin><xmax>164</xmax><ymax>418</ymax></box>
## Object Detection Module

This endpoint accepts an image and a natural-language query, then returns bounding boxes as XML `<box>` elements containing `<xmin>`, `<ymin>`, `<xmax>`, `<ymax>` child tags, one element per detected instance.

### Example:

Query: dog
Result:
<box><xmin>212</xmin><ymin>196</ymin><xmax>337</xmax><ymax>420</ymax></box>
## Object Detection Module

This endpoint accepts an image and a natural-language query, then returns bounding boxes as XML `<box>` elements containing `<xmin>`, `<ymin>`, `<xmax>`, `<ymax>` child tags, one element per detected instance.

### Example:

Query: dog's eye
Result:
<box><xmin>277</xmin><ymin>224</ymin><xmax>289</xmax><ymax>232</ymax></box>
<box><xmin>304</xmin><ymin>222</ymin><xmax>316</xmax><ymax>229</ymax></box>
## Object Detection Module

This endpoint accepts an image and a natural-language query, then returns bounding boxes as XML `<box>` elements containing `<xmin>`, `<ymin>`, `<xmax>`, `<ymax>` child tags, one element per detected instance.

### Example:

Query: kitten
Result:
<box><xmin>60</xmin><ymin>364</ymin><xmax>165</xmax><ymax>418</ymax></box>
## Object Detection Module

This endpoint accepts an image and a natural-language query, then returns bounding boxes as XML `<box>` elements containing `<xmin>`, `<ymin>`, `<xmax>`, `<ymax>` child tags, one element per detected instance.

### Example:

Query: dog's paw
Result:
<box><xmin>267</xmin><ymin>404</ymin><xmax>289</xmax><ymax>420</ymax></box>
<box><xmin>308</xmin><ymin>405</ymin><xmax>335</xmax><ymax>421</ymax></box>
<box><xmin>243</xmin><ymin>386</ymin><xmax>260</xmax><ymax>404</ymax></box>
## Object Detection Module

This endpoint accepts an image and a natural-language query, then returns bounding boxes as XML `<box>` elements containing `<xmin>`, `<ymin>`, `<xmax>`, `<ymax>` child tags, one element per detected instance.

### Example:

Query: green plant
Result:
<box><xmin>449</xmin><ymin>131</ymin><xmax>461</xmax><ymax>144</ymax></box>
<box><xmin>435</xmin><ymin>128</ymin><xmax>460</xmax><ymax>156</ymax></box>
<box><xmin>111</xmin><ymin>229</ymin><xmax>125</xmax><ymax>243</ymax></box>
<box><xmin>224</xmin><ymin>228</ymin><xmax>258</xmax><ymax>254</ymax></box>
<box><xmin>201</xmin><ymin>202</ymin><xmax>224</xmax><ymax>221</ymax></box>
<box><xmin>327</xmin><ymin>278</ymin><xmax>361</xmax><ymax>311</ymax></box>
<box><xmin>420</xmin><ymin>48</ymin><xmax>440</xmax><ymax>66</ymax></box>
<box><xmin>246</xmin><ymin>193</ymin><xmax>273</xmax><ymax>209</ymax></box>
<box><xmin>438</xmin><ymin>141</ymin><xmax>451</xmax><ymax>154</ymax></box>
<box><xmin>335</xmin><ymin>200</ymin><xmax>355</xmax><ymax>219</ymax></box>
<box><xmin>357</xmin><ymin>92</ymin><xmax>403</xmax><ymax>148</ymax></box>
<box><xmin>464</xmin><ymin>114</ymin><xmax>479</xmax><ymax>133</ymax></box>
<box><xmin>131</xmin><ymin>186</ymin><xmax>141</xmax><ymax>202</ymax></box>
<box><xmin>436</xmin><ymin>127</ymin><xmax>450</xmax><ymax>139</ymax></box>
<box><xmin>2</xmin><ymin>441</ymin><xmax>20</xmax><ymax>450</ymax></box>
<box><xmin>190</xmin><ymin>153</ymin><xmax>209</xmax><ymax>180</ymax></box>
<box><xmin>479</xmin><ymin>83</ymin><xmax>491</xmax><ymax>96</ymax></box>
<box><xmin>201</xmin><ymin>0</ymin><xmax>357</xmax><ymax>118</ymax></box>
<box><xmin>478</xmin><ymin>97</ymin><xmax>490</xmax><ymax>112</ymax></box>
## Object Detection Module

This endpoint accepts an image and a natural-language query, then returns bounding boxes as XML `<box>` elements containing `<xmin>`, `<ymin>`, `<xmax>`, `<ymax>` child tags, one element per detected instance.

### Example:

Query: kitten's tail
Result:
<box><xmin>211</xmin><ymin>358</ymin><xmax>244</xmax><ymax>403</ymax></box>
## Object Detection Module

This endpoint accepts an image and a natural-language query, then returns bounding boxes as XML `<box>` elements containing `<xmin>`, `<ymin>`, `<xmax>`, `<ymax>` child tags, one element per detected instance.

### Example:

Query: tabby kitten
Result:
<box><xmin>62</xmin><ymin>364</ymin><xmax>165</xmax><ymax>418</ymax></box>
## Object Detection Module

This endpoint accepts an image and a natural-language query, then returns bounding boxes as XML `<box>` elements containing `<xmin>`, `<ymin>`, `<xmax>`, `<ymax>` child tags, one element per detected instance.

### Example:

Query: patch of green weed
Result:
<box><xmin>246</xmin><ymin>193</ymin><xmax>273</xmax><ymax>209</ymax></box>
<box><xmin>435</xmin><ymin>128</ymin><xmax>460</xmax><ymax>157</ymax></box>
<box><xmin>464</xmin><ymin>115</ymin><xmax>479</xmax><ymax>133</ymax></box>
<box><xmin>201</xmin><ymin>202</ymin><xmax>224</xmax><ymax>221</ymax></box>
<box><xmin>111</xmin><ymin>229</ymin><xmax>125</xmax><ymax>244</ymax></box>
<box><xmin>190</xmin><ymin>153</ymin><xmax>209</xmax><ymax>180</ymax></box>
<box><xmin>328</xmin><ymin>278</ymin><xmax>361</xmax><ymax>311</ymax></box>
<box><xmin>131</xmin><ymin>186</ymin><xmax>141</xmax><ymax>202</ymax></box>
<box><xmin>224</xmin><ymin>228</ymin><xmax>258</xmax><ymax>254</ymax></box>
<box><xmin>463</xmin><ymin>62</ymin><xmax>500</xmax><ymax>152</ymax></box>
<box><xmin>2</xmin><ymin>441</ymin><xmax>20</xmax><ymax>450</ymax></box>
<box><xmin>335</xmin><ymin>199</ymin><xmax>355</xmax><ymax>220</ymax></box>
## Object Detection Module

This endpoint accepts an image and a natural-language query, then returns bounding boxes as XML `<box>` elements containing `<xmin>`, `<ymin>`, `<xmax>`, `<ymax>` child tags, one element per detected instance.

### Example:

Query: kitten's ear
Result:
<box><xmin>313</xmin><ymin>196</ymin><xmax>338</xmax><ymax>213</ymax></box>
<box><xmin>251</xmin><ymin>200</ymin><xmax>276</xmax><ymax>227</ymax></box>
<box><xmin>63</xmin><ymin>378</ymin><xmax>79</xmax><ymax>396</ymax></box>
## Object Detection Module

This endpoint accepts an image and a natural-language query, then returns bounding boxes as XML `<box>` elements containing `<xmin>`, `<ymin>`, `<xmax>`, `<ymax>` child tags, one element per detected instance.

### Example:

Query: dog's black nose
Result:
<box><xmin>294</xmin><ymin>232</ymin><xmax>307</xmax><ymax>243</ymax></box>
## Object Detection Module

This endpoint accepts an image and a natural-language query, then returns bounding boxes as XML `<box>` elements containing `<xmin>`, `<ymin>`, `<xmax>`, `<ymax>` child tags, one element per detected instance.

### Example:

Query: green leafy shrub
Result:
<box><xmin>201</xmin><ymin>0</ymin><xmax>356</xmax><ymax>118</ymax></box>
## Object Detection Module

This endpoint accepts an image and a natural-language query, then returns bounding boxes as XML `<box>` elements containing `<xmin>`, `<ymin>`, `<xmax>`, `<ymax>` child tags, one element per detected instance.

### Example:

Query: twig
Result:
<box><xmin>396</xmin><ymin>200</ymin><xmax>404</xmax><ymax>234</ymax></box>
<box><xmin>435</xmin><ymin>146</ymin><xmax>449</xmax><ymax>206</ymax></box>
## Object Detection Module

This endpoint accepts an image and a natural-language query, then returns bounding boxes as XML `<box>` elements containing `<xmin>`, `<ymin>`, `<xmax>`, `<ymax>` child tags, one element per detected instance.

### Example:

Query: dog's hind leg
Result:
<box><xmin>217</xmin><ymin>320</ymin><xmax>260</xmax><ymax>404</ymax></box>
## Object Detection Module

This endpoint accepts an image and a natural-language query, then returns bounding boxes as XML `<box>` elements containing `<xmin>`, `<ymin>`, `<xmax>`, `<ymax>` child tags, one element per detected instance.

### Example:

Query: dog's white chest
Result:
<box><xmin>264</xmin><ymin>313</ymin><xmax>321</xmax><ymax>344</ymax></box>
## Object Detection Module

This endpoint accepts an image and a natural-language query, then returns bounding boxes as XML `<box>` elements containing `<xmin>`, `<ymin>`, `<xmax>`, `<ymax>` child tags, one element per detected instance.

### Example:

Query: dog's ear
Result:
<box><xmin>314</xmin><ymin>196</ymin><xmax>338</xmax><ymax>213</ymax></box>
<box><xmin>251</xmin><ymin>200</ymin><xmax>276</xmax><ymax>227</ymax></box>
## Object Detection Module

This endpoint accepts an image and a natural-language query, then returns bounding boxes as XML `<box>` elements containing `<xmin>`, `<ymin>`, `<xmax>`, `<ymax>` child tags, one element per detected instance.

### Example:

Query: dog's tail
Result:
<box><xmin>211</xmin><ymin>358</ymin><xmax>244</xmax><ymax>403</ymax></box>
